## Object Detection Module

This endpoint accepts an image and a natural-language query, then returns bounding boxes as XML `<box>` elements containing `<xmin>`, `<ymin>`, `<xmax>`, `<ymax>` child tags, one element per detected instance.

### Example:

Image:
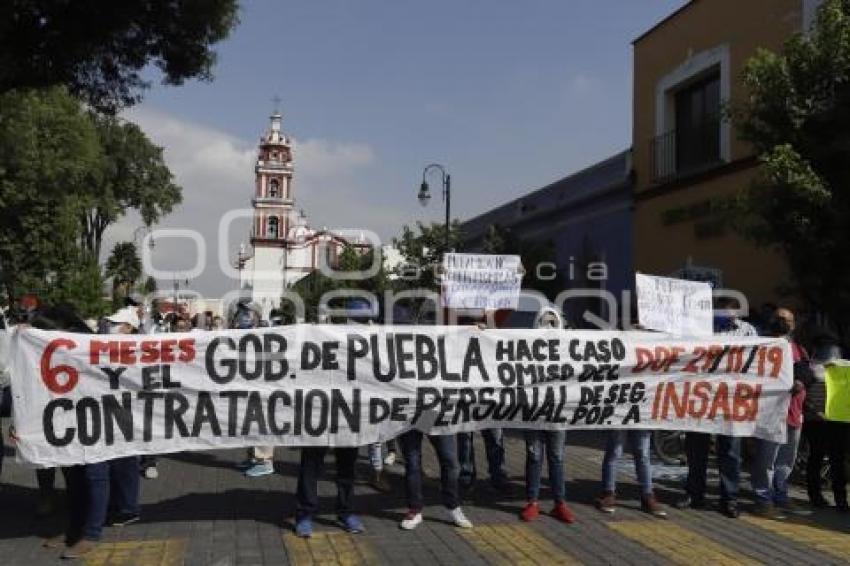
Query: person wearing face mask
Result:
<box><xmin>63</xmin><ymin>307</ymin><xmax>143</xmax><ymax>559</ymax></box>
<box><xmin>749</xmin><ymin>307</ymin><xmax>813</xmax><ymax>518</ymax></box>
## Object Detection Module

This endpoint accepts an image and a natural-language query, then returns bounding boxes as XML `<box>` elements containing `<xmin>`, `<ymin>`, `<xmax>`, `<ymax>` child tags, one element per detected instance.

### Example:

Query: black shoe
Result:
<box><xmin>675</xmin><ymin>495</ymin><xmax>706</xmax><ymax>510</ymax></box>
<box><xmin>108</xmin><ymin>512</ymin><xmax>140</xmax><ymax>527</ymax></box>
<box><xmin>837</xmin><ymin>500</ymin><xmax>849</xmax><ymax>514</ymax></box>
<box><xmin>720</xmin><ymin>500</ymin><xmax>740</xmax><ymax>519</ymax></box>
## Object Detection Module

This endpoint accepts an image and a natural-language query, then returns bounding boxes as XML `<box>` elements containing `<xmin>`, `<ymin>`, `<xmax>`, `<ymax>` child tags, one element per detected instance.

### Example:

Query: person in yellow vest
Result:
<box><xmin>803</xmin><ymin>334</ymin><xmax>841</xmax><ymax>508</ymax></box>
<box><xmin>821</xmin><ymin>354</ymin><xmax>850</xmax><ymax>513</ymax></box>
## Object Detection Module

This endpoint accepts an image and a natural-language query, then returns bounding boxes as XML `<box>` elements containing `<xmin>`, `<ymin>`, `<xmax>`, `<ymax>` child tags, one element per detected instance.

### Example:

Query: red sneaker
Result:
<box><xmin>520</xmin><ymin>501</ymin><xmax>540</xmax><ymax>522</ymax></box>
<box><xmin>552</xmin><ymin>501</ymin><xmax>576</xmax><ymax>524</ymax></box>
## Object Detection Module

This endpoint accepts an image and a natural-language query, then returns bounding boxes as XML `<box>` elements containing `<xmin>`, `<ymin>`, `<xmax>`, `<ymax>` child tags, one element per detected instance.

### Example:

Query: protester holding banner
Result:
<box><xmin>295</xmin><ymin>308</ymin><xmax>368</xmax><ymax>537</ymax></box>
<box><xmin>458</xmin><ymin>316</ymin><xmax>508</xmax><ymax>492</ymax></box>
<box><xmin>63</xmin><ymin>307</ymin><xmax>143</xmax><ymax>559</ymax></box>
<box><xmin>399</xmin><ymin>430</ymin><xmax>472</xmax><ymax>530</ymax></box>
<box><xmin>750</xmin><ymin>308</ymin><xmax>812</xmax><ymax>518</ymax></box>
<box><xmin>295</xmin><ymin>446</ymin><xmax>364</xmax><ymax>537</ymax></box>
<box><xmin>520</xmin><ymin>430</ymin><xmax>575</xmax><ymax>523</ymax></box>
<box><xmin>596</xmin><ymin>430</ymin><xmax>666</xmax><ymax>518</ymax></box>
<box><xmin>676</xmin><ymin>298</ymin><xmax>757</xmax><ymax>519</ymax></box>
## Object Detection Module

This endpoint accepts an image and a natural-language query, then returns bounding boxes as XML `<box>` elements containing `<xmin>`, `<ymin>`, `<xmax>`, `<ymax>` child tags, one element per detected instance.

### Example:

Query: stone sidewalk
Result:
<box><xmin>1</xmin><ymin>431</ymin><xmax>849</xmax><ymax>565</ymax></box>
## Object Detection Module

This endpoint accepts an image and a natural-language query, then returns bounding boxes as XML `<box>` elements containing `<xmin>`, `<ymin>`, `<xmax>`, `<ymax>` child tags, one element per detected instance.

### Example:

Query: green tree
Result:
<box><xmin>290</xmin><ymin>246</ymin><xmax>389</xmax><ymax>322</ymax></box>
<box><xmin>0</xmin><ymin>0</ymin><xmax>239</xmax><ymax>112</ymax></box>
<box><xmin>105</xmin><ymin>241</ymin><xmax>142</xmax><ymax>308</ymax></box>
<box><xmin>0</xmin><ymin>87</ymin><xmax>102</xmax><ymax>305</ymax></box>
<box><xmin>388</xmin><ymin>221</ymin><xmax>462</xmax><ymax>323</ymax></box>
<box><xmin>732</xmin><ymin>0</ymin><xmax>850</xmax><ymax>334</ymax></box>
<box><xmin>141</xmin><ymin>275</ymin><xmax>158</xmax><ymax>295</ymax></box>
<box><xmin>49</xmin><ymin>257</ymin><xmax>110</xmax><ymax>318</ymax></box>
<box><xmin>392</xmin><ymin>221</ymin><xmax>463</xmax><ymax>290</ymax></box>
<box><xmin>82</xmin><ymin>115</ymin><xmax>182</xmax><ymax>260</ymax></box>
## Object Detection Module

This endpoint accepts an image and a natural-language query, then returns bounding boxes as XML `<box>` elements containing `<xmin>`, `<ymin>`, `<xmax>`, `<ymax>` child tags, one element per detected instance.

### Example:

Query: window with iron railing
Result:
<box><xmin>651</xmin><ymin>72</ymin><xmax>722</xmax><ymax>182</ymax></box>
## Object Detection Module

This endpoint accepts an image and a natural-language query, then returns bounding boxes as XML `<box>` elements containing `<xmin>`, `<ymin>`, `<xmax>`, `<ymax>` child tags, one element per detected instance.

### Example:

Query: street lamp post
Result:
<box><xmin>418</xmin><ymin>163</ymin><xmax>452</xmax><ymax>252</ymax></box>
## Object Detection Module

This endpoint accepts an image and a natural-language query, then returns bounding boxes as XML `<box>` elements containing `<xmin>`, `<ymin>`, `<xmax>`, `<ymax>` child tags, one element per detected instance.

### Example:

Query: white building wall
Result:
<box><xmin>250</xmin><ymin>246</ymin><xmax>284</xmax><ymax>318</ymax></box>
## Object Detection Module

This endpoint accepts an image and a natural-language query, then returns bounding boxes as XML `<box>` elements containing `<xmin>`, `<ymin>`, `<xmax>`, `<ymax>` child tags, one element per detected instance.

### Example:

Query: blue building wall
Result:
<box><xmin>461</xmin><ymin>150</ymin><xmax>634</xmax><ymax>327</ymax></box>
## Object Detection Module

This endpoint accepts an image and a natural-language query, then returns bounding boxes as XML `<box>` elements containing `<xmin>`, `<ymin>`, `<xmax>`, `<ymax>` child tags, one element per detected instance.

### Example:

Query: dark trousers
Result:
<box><xmin>457</xmin><ymin>429</ymin><xmax>506</xmax><ymax>486</ymax></box>
<box><xmin>62</xmin><ymin>465</ymin><xmax>88</xmax><ymax>545</ymax></box>
<box><xmin>805</xmin><ymin>420</ymin><xmax>849</xmax><ymax>503</ymax></box>
<box><xmin>83</xmin><ymin>457</ymin><xmax>140</xmax><ymax>540</ymax></box>
<box><xmin>685</xmin><ymin>432</ymin><xmax>741</xmax><ymax>502</ymax></box>
<box><xmin>400</xmin><ymin>431</ymin><xmax>459</xmax><ymax>511</ymax></box>
<box><xmin>37</xmin><ymin>467</ymin><xmax>56</xmax><ymax>495</ymax></box>
<box><xmin>296</xmin><ymin>447</ymin><xmax>357</xmax><ymax>520</ymax></box>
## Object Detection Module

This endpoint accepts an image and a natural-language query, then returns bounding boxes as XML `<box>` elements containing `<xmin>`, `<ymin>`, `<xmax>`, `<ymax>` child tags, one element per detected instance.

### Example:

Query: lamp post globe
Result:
<box><xmin>418</xmin><ymin>181</ymin><xmax>431</xmax><ymax>207</ymax></box>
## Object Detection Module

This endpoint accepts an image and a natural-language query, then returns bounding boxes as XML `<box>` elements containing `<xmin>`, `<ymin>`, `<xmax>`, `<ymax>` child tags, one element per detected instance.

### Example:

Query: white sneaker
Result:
<box><xmin>400</xmin><ymin>511</ymin><xmax>423</xmax><ymax>530</ymax></box>
<box><xmin>143</xmin><ymin>466</ymin><xmax>159</xmax><ymax>479</ymax></box>
<box><xmin>448</xmin><ymin>507</ymin><xmax>473</xmax><ymax>529</ymax></box>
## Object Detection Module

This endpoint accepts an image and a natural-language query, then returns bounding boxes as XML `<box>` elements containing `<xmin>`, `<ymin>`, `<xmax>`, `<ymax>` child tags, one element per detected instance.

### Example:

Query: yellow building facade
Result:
<box><xmin>632</xmin><ymin>0</ymin><xmax>823</xmax><ymax>307</ymax></box>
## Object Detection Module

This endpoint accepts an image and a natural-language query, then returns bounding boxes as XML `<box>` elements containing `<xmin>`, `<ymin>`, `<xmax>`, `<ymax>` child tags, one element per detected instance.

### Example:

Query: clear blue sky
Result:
<box><xmin>120</xmin><ymin>0</ymin><xmax>687</xmax><ymax>294</ymax></box>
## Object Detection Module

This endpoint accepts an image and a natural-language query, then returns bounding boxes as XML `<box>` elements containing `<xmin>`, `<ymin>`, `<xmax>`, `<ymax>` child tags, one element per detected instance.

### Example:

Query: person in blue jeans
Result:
<box><xmin>521</xmin><ymin>430</ymin><xmax>575</xmax><ymax>523</ymax></box>
<box><xmin>595</xmin><ymin>430</ymin><xmax>666</xmax><ymax>517</ymax></box>
<box><xmin>399</xmin><ymin>430</ymin><xmax>472</xmax><ymax>530</ymax></box>
<box><xmin>294</xmin><ymin>447</ymin><xmax>363</xmax><ymax>537</ymax></box>
<box><xmin>457</xmin><ymin>429</ymin><xmax>508</xmax><ymax>490</ymax></box>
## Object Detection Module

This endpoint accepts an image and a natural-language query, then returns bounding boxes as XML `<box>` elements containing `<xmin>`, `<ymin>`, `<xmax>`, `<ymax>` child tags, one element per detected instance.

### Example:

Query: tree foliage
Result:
<box><xmin>141</xmin><ymin>275</ymin><xmax>158</xmax><ymax>295</ymax></box>
<box><xmin>0</xmin><ymin>87</ymin><xmax>102</xmax><ymax>306</ymax></box>
<box><xmin>83</xmin><ymin>115</ymin><xmax>182</xmax><ymax>260</ymax></box>
<box><xmin>105</xmin><ymin>241</ymin><xmax>142</xmax><ymax>286</ymax></box>
<box><xmin>0</xmin><ymin>0</ymin><xmax>240</xmax><ymax>112</ymax></box>
<box><xmin>392</xmin><ymin>221</ymin><xmax>463</xmax><ymax>290</ymax></box>
<box><xmin>0</xmin><ymin>87</ymin><xmax>180</xmax><ymax>315</ymax></box>
<box><xmin>732</xmin><ymin>0</ymin><xmax>850</xmax><ymax>330</ymax></box>
<box><xmin>289</xmin><ymin>246</ymin><xmax>389</xmax><ymax>323</ymax></box>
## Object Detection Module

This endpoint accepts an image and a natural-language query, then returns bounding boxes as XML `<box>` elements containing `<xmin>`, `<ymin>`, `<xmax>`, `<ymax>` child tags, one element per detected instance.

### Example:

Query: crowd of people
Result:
<box><xmin>0</xmin><ymin>297</ymin><xmax>847</xmax><ymax>560</ymax></box>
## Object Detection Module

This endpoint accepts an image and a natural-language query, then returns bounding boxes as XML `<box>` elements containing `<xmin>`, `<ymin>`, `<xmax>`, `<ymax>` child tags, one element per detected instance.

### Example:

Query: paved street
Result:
<box><xmin>1</xmin><ymin>431</ymin><xmax>849</xmax><ymax>565</ymax></box>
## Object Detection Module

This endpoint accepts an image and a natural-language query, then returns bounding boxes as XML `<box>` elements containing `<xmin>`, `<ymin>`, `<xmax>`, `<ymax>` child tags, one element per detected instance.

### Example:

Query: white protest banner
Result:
<box><xmin>10</xmin><ymin>325</ymin><xmax>791</xmax><ymax>466</ymax></box>
<box><xmin>636</xmin><ymin>273</ymin><xmax>713</xmax><ymax>336</ymax></box>
<box><xmin>441</xmin><ymin>253</ymin><xmax>522</xmax><ymax>310</ymax></box>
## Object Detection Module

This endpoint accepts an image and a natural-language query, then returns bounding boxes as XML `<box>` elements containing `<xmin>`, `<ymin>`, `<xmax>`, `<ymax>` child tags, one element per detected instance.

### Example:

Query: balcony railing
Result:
<box><xmin>650</xmin><ymin>119</ymin><xmax>721</xmax><ymax>183</ymax></box>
